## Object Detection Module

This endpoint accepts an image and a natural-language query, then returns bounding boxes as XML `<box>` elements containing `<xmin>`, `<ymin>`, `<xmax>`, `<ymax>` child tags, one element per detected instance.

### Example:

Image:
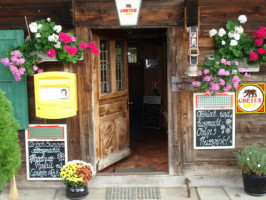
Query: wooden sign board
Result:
<box><xmin>193</xmin><ymin>93</ymin><xmax>235</xmax><ymax>149</ymax></box>
<box><xmin>236</xmin><ymin>83</ymin><xmax>265</xmax><ymax>114</ymax></box>
<box><xmin>25</xmin><ymin>124</ymin><xmax>68</xmax><ymax>180</ymax></box>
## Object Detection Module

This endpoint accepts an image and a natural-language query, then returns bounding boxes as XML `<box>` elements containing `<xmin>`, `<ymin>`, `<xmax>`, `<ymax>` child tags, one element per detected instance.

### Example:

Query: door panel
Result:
<box><xmin>92</xmin><ymin>31</ymin><xmax>130</xmax><ymax>171</ymax></box>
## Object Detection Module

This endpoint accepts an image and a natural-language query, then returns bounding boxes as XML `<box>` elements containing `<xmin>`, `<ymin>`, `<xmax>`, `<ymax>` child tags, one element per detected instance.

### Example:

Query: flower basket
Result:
<box><xmin>238</xmin><ymin>59</ymin><xmax>260</xmax><ymax>72</ymax></box>
<box><xmin>30</xmin><ymin>51</ymin><xmax>83</xmax><ymax>62</ymax></box>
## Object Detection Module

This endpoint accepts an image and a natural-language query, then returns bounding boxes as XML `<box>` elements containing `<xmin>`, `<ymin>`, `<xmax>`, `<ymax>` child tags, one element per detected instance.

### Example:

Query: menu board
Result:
<box><xmin>193</xmin><ymin>93</ymin><xmax>235</xmax><ymax>149</ymax></box>
<box><xmin>25</xmin><ymin>125</ymin><xmax>67</xmax><ymax>180</ymax></box>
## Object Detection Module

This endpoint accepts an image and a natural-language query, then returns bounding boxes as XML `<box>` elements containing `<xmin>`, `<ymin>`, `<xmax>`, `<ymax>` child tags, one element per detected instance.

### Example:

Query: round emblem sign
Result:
<box><xmin>237</xmin><ymin>85</ymin><xmax>264</xmax><ymax>112</ymax></box>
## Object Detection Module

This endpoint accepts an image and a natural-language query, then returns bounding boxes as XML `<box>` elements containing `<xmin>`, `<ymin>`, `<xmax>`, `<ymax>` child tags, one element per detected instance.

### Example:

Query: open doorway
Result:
<box><xmin>99</xmin><ymin>29</ymin><xmax>168</xmax><ymax>174</ymax></box>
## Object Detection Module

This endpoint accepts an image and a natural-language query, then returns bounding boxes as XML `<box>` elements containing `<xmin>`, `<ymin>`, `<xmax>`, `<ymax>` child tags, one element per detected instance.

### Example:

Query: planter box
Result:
<box><xmin>31</xmin><ymin>52</ymin><xmax>84</xmax><ymax>62</ymax></box>
<box><xmin>238</xmin><ymin>60</ymin><xmax>260</xmax><ymax>72</ymax></box>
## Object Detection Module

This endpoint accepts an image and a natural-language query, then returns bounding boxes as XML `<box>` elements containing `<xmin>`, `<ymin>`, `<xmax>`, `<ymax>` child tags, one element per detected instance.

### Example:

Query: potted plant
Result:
<box><xmin>60</xmin><ymin>160</ymin><xmax>96</xmax><ymax>199</ymax></box>
<box><xmin>0</xmin><ymin>90</ymin><xmax>21</xmax><ymax>192</ymax></box>
<box><xmin>234</xmin><ymin>145</ymin><xmax>266</xmax><ymax>196</ymax></box>
<box><xmin>0</xmin><ymin>18</ymin><xmax>99</xmax><ymax>81</ymax></box>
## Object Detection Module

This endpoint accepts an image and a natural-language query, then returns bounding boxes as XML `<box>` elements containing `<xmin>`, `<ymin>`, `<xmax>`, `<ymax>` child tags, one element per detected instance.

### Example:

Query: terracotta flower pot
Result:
<box><xmin>65</xmin><ymin>185</ymin><xmax>88</xmax><ymax>199</ymax></box>
<box><xmin>242</xmin><ymin>172</ymin><xmax>266</xmax><ymax>196</ymax></box>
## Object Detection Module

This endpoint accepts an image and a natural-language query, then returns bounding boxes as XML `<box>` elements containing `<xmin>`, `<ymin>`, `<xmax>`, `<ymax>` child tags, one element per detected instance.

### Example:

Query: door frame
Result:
<box><xmin>88</xmin><ymin>27</ymin><xmax>179</xmax><ymax>175</ymax></box>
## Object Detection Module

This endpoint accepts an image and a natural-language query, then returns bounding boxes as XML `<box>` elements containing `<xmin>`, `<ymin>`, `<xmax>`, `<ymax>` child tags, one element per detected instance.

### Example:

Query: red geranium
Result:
<box><xmin>257</xmin><ymin>48</ymin><xmax>265</xmax><ymax>55</ymax></box>
<box><xmin>47</xmin><ymin>49</ymin><xmax>56</xmax><ymax>58</ymax></box>
<box><xmin>254</xmin><ymin>38</ymin><xmax>263</xmax><ymax>46</ymax></box>
<box><xmin>249</xmin><ymin>52</ymin><xmax>258</xmax><ymax>61</ymax></box>
<box><xmin>253</xmin><ymin>27</ymin><xmax>266</xmax><ymax>38</ymax></box>
<box><xmin>67</xmin><ymin>46</ymin><xmax>78</xmax><ymax>55</ymax></box>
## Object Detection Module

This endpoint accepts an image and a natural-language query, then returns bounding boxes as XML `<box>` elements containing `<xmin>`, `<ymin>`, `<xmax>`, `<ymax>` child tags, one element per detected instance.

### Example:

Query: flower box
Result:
<box><xmin>31</xmin><ymin>51</ymin><xmax>84</xmax><ymax>62</ymax></box>
<box><xmin>238</xmin><ymin>59</ymin><xmax>260</xmax><ymax>72</ymax></box>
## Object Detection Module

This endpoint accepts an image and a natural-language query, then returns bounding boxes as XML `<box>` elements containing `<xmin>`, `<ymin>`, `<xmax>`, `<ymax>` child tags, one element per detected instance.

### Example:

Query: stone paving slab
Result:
<box><xmin>197</xmin><ymin>187</ymin><xmax>230</xmax><ymax>200</ymax></box>
<box><xmin>224</xmin><ymin>186</ymin><xmax>266</xmax><ymax>200</ymax></box>
<box><xmin>160</xmin><ymin>187</ymin><xmax>199</xmax><ymax>200</ymax></box>
<box><xmin>0</xmin><ymin>189</ymin><xmax>56</xmax><ymax>200</ymax></box>
<box><xmin>54</xmin><ymin>188</ymin><xmax>106</xmax><ymax>200</ymax></box>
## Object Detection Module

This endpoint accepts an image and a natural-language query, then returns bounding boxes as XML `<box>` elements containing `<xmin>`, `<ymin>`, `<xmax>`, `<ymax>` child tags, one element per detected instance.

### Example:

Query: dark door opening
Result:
<box><xmin>99</xmin><ymin>29</ymin><xmax>168</xmax><ymax>174</ymax></box>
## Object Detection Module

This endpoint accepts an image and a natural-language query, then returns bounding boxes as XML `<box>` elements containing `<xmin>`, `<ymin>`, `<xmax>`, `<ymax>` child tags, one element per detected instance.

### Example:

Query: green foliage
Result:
<box><xmin>234</xmin><ymin>145</ymin><xmax>266</xmax><ymax>177</ymax></box>
<box><xmin>0</xmin><ymin>90</ymin><xmax>21</xmax><ymax>190</ymax></box>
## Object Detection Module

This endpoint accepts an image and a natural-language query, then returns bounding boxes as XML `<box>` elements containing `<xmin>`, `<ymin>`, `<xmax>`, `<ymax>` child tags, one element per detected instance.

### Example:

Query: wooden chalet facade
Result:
<box><xmin>0</xmin><ymin>0</ymin><xmax>265</xmax><ymax>182</ymax></box>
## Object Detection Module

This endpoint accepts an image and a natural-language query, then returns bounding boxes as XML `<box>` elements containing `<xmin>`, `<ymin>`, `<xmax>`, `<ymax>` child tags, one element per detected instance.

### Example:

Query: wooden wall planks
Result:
<box><xmin>75</xmin><ymin>1</ymin><xmax>184</xmax><ymax>28</ymax></box>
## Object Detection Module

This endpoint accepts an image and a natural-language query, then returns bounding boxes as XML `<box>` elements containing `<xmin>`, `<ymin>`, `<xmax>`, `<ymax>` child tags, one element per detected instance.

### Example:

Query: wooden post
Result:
<box><xmin>8</xmin><ymin>176</ymin><xmax>18</xmax><ymax>200</ymax></box>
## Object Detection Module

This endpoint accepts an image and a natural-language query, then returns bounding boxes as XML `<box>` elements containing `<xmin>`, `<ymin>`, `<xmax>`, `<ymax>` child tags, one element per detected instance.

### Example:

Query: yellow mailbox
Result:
<box><xmin>34</xmin><ymin>72</ymin><xmax>77</xmax><ymax>119</ymax></box>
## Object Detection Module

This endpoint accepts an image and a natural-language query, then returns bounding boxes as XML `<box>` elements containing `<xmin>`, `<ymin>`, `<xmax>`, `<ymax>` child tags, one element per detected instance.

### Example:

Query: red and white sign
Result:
<box><xmin>115</xmin><ymin>0</ymin><xmax>142</xmax><ymax>26</ymax></box>
<box><xmin>236</xmin><ymin>84</ymin><xmax>265</xmax><ymax>113</ymax></box>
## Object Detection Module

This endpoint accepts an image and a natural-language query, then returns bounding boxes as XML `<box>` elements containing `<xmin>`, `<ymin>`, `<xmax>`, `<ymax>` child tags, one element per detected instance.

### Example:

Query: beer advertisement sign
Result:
<box><xmin>236</xmin><ymin>83</ymin><xmax>265</xmax><ymax>114</ymax></box>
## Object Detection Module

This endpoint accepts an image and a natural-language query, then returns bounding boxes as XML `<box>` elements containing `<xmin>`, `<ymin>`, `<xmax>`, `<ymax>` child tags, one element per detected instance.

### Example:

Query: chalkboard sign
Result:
<box><xmin>193</xmin><ymin>93</ymin><xmax>235</xmax><ymax>149</ymax></box>
<box><xmin>143</xmin><ymin>96</ymin><xmax>161</xmax><ymax>129</ymax></box>
<box><xmin>25</xmin><ymin>125</ymin><xmax>68</xmax><ymax>180</ymax></box>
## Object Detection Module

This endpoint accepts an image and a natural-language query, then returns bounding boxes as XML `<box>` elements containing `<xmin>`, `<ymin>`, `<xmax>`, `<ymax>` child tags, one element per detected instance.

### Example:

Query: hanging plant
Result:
<box><xmin>1</xmin><ymin>18</ymin><xmax>99</xmax><ymax>81</ymax></box>
<box><xmin>193</xmin><ymin>15</ymin><xmax>266</xmax><ymax>95</ymax></box>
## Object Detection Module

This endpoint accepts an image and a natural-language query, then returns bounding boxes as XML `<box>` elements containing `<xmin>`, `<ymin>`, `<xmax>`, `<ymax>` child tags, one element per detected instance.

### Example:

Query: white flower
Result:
<box><xmin>258</xmin><ymin>164</ymin><xmax>261</xmax><ymax>168</ymax></box>
<box><xmin>230</xmin><ymin>40</ymin><xmax>238</xmax><ymax>46</ymax></box>
<box><xmin>234</xmin><ymin>33</ymin><xmax>240</xmax><ymax>41</ymax></box>
<box><xmin>29</xmin><ymin>22</ymin><xmax>38</xmax><ymax>33</ymax></box>
<box><xmin>218</xmin><ymin>28</ymin><xmax>226</xmax><ymax>37</ymax></box>
<box><xmin>238</xmin><ymin>15</ymin><xmax>247</xmax><ymax>24</ymax></box>
<box><xmin>36</xmin><ymin>33</ymin><xmax>41</xmax><ymax>38</ymax></box>
<box><xmin>37</xmin><ymin>24</ymin><xmax>42</xmax><ymax>30</ymax></box>
<box><xmin>53</xmin><ymin>25</ymin><xmax>62</xmax><ymax>34</ymax></box>
<box><xmin>235</xmin><ymin>26</ymin><xmax>244</xmax><ymax>34</ymax></box>
<box><xmin>48</xmin><ymin>35</ymin><xmax>54</xmax><ymax>42</ymax></box>
<box><xmin>228</xmin><ymin>31</ymin><xmax>235</xmax><ymax>38</ymax></box>
<box><xmin>48</xmin><ymin>33</ymin><xmax>59</xmax><ymax>42</ymax></box>
<box><xmin>221</xmin><ymin>40</ymin><xmax>226</xmax><ymax>45</ymax></box>
<box><xmin>47</xmin><ymin>18</ymin><xmax>51</xmax><ymax>22</ymax></box>
<box><xmin>54</xmin><ymin>42</ymin><xmax>61</xmax><ymax>49</ymax></box>
<box><xmin>209</xmin><ymin>29</ymin><xmax>217</xmax><ymax>37</ymax></box>
<box><xmin>247</xmin><ymin>158</ymin><xmax>250</xmax><ymax>161</ymax></box>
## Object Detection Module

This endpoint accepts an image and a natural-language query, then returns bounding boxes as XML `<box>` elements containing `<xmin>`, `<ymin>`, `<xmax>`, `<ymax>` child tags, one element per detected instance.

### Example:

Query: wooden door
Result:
<box><xmin>92</xmin><ymin>31</ymin><xmax>130</xmax><ymax>171</ymax></box>
<box><xmin>0</xmin><ymin>30</ymin><xmax>29</xmax><ymax>129</ymax></box>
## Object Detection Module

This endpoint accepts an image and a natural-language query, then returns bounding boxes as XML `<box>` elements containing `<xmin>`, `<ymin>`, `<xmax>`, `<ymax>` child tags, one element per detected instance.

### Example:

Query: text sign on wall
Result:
<box><xmin>25</xmin><ymin>124</ymin><xmax>68</xmax><ymax>180</ymax></box>
<box><xmin>236</xmin><ymin>83</ymin><xmax>265</xmax><ymax>114</ymax></box>
<box><xmin>193</xmin><ymin>93</ymin><xmax>235</xmax><ymax>149</ymax></box>
<box><xmin>115</xmin><ymin>0</ymin><xmax>142</xmax><ymax>26</ymax></box>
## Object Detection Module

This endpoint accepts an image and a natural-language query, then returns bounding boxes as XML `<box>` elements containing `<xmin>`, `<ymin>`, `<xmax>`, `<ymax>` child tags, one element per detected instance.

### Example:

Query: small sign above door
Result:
<box><xmin>115</xmin><ymin>0</ymin><xmax>142</xmax><ymax>26</ymax></box>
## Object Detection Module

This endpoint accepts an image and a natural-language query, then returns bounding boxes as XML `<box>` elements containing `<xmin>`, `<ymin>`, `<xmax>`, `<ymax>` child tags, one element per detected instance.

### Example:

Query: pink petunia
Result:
<box><xmin>38</xmin><ymin>69</ymin><xmax>43</xmax><ymax>73</ymax></box>
<box><xmin>78</xmin><ymin>42</ymin><xmax>87</xmax><ymax>50</ymax></box>
<box><xmin>192</xmin><ymin>81</ymin><xmax>201</xmax><ymax>87</ymax></box>
<box><xmin>244</xmin><ymin>72</ymin><xmax>251</xmax><ymax>77</ymax></box>
<box><xmin>67</xmin><ymin>46</ymin><xmax>78</xmax><ymax>55</ymax></box>
<box><xmin>203</xmin><ymin>76</ymin><xmax>211</xmax><ymax>82</ymax></box>
<box><xmin>217</xmin><ymin>69</ymin><xmax>226</xmax><ymax>75</ymax></box>
<box><xmin>71</xmin><ymin>37</ymin><xmax>76</xmax><ymax>42</ymax></box>
<box><xmin>18</xmin><ymin>58</ymin><xmax>25</xmax><ymax>65</ymax></box>
<box><xmin>11</xmin><ymin>56</ymin><xmax>19</xmax><ymax>65</ymax></box>
<box><xmin>225</xmin><ymin>70</ymin><xmax>230</xmax><ymax>76</ymax></box>
<box><xmin>210</xmin><ymin>82</ymin><xmax>220</xmax><ymax>91</ymax></box>
<box><xmin>240</xmin><ymin>68</ymin><xmax>245</xmax><ymax>73</ymax></box>
<box><xmin>0</xmin><ymin>58</ymin><xmax>10</xmax><ymax>66</ymax></box>
<box><xmin>225</xmin><ymin>61</ymin><xmax>231</xmax><ymax>65</ymax></box>
<box><xmin>203</xmin><ymin>69</ymin><xmax>210</xmax><ymax>74</ymax></box>
<box><xmin>221</xmin><ymin>58</ymin><xmax>226</xmax><ymax>64</ymax></box>
<box><xmin>215</xmin><ymin>61</ymin><xmax>220</xmax><ymax>65</ymax></box>
<box><xmin>33</xmin><ymin>65</ymin><xmax>38</xmax><ymax>71</ymax></box>
<box><xmin>232</xmin><ymin>75</ymin><xmax>241</xmax><ymax>83</ymax></box>
<box><xmin>219</xmin><ymin>78</ymin><xmax>225</xmax><ymax>85</ymax></box>
<box><xmin>47</xmin><ymin>49</ymin><xmax>56</xmax><ymax>58</ymax></box>
<box><xmin>197</xmin><ymin>71</ymin><xmax>203</xmax><ymax>76</ymax></box>
<box><xmin>231</xmin><ymin>70</ymin><xmax>237</xmax><ymax>75</ymax></box>
<box><xmin>11</xmin><ymin>50</ymin><xmax>22</xmax><ymax>58</ymax></box>
<box><xmin>235</xmin><ymin>61</ymin><xmax>239</xmax><ymax>66</ymax></box>
<box><xmin>205</xmin><ymin>89</ymin><xmax>212</xmax><ymax>94</ymax></box>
